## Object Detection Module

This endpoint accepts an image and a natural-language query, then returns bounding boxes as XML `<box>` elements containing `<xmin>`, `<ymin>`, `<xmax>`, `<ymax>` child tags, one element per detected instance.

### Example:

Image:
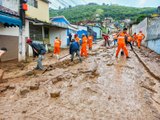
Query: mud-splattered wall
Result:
<box><xmin>147</xmin><ymin>17</ymin><xmax>160</xmax><ymax>54</ymax></box>
<box><xmin>132</xmin><ymin>18</ymin><xmax>148</xmax><ymax>46</ymax></box>
<box><xmin>132</xmin><ymin>17</ymin><xmax>160</xmax><ymax>54</ymax></box>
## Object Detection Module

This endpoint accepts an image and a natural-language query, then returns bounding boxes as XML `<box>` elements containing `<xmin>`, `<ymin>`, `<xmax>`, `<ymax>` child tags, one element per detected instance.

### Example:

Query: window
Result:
<box><xmin>44</xmin><ymin>27</ymin><xmax>49</xmax><ymax>38</ymax></box>
<box><xmin>28</xmin><ymin>0</ymin><xmax>38</xmax><ymax>8</ymax></box>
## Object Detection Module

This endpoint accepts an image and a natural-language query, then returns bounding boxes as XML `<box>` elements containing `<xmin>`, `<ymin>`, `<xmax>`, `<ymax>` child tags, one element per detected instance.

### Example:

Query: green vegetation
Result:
<box><xmin>50</xmin><ymin>4</ymin><xmax>156</xmax><ymax>23</ymax></box>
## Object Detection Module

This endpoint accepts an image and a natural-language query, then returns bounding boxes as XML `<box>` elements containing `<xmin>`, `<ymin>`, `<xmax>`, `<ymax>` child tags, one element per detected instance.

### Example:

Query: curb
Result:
<box><xmin>133</xmin><ymin>50</ymin><xmax>160</xmax><ymax>81</ymax></box>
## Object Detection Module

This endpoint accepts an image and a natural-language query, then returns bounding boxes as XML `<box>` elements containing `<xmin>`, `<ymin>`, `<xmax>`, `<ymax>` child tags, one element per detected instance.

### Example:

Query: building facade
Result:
<box><xmin>0</xmin><ymin>0</ymin><xmax>51</xmax><ymax>61</ymax></box>
<box><xmin>0</xmin><ymin>1</ymin><xmax>21</xmax><ymax>61</ymax></box>
<box><xmin>50</xmin><ymin>16</ymin><xmax>78</xmax><ymax>48</ymax></box>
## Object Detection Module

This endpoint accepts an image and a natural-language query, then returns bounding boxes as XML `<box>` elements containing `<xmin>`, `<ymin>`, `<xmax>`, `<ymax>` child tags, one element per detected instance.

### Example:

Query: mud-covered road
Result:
<box><xmin>0</xmin><ymin>42</ymin><xmax>160</xmax><ymax>120</ymax></box>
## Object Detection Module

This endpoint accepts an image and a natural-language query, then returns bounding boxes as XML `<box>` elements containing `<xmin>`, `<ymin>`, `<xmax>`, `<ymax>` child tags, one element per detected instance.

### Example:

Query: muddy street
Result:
<box><xmin>0</xmin><ymin>42</ymin><xmax>160</xmax><ymax>120</ymax></box>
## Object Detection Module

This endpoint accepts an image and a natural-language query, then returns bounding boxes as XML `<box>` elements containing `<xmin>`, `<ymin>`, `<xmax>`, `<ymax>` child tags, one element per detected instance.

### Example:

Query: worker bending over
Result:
<box><xmin>26</xmin><ymin>39</ymin><xmax>46</xmax><ymax>70</ymax></box>
<box><xmin>116</xmin><ymin>28</ymin><xmax>129</xmax><ymax>58</ymax></box>
<box><xmin>69</xmin><ymin>39</ymin><xmax>82</xmax><ymax>62</ymax></box>
<box><xmin>102</xmin><ymin>34</ymin><xmax>110</xmax><ymax>47</ymax></box>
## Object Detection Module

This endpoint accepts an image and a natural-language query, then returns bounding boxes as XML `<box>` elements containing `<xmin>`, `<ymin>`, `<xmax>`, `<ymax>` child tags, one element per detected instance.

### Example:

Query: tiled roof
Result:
<box><xmin>0</xmin><ymin>5</ymin><xmax>19</xmax><ymax>16</ymax></box>
<box><xmin>0</xmin><ymin>5</ymin><xmax>49</xmax><ymax>24</ymax></box>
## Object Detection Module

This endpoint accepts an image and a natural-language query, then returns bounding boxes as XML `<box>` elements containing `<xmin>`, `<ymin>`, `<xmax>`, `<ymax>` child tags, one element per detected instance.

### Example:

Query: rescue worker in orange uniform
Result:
<box><xmin>74</xmin><ymin>34</ymin><xmax>80</xmax><ymax>44</ymax></box>
<box><xmin>116</xmin><ymin>28</ymin><xmax>129</xmax><ymax>58</ymax></box>
<box><xmin>81</xmin><ymin>34</ymin><xmax>88</xmax><ymax>57</ymax></box>
<box><xmin>54</xmin><ymin>37</ymin><xmax>61</xmax><ymax>59</ymax></box>
<box><xmin>132</xmin><ymin>33</ymin><xmax>137</xmax><ymax>46</ymax></box>
<box><xmin>88</xmin><ymin>35</ymin><xmax>93</xmax><ymax>50</ymax></box>
<box><xmin>137</xmin><ymin>31</ymin><xmax>145</xmax><ymax>49</ymax></box>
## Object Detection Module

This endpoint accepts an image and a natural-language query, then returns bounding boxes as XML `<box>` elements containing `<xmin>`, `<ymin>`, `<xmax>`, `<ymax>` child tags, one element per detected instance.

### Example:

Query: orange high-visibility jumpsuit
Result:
<box><xmin>133</xmin><ymin>34</ymin><xmax>137</xmax><ymax>45</ymax></box>
<box><xmin>116</xmin><ymin>33</ymin><xmax>129</xmax><ymax>57</ymax></box>
<box><xmin>128</xmin><ymin>36</ymin><xmax>133</xmax><ymax>42</ymax></box>
<box><xmin>54</xmin><ymin>39</ymin><xmax>61</xmax><ymax>54</ymax></box>
<box><xmin>88</xmin><ymin>36</ymin><xmax>93</xmax><ymax>49</ymax></box>
<box><xmin>75</xmin><ymin>36</ymin><xmax>80</xmax><ymax>44</ymax></box>
<box><xmin>137</xmin><ymin>33</ymin><xmax>145</xmax><ymax>48</ymax></box>
<box><xmin>81</xmin><ymin>36</ymin><xmax>88</xmax><ymax>57</ymax></box>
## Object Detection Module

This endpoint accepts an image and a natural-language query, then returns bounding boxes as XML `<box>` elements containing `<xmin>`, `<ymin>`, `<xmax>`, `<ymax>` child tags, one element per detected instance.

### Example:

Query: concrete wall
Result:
<box><xmin>146</xmin><ymin>17</ymin><xmax>160</xmax><ymax>54</ymax></box>
<box><xmin>0</xmin><ymin>35</ymin><xmax>18</xmax><ymax>61</ymax></box>
<box><xmin>0</xmin><ymin>24</ymin><xmax>19</xmax><ymax>61</ymax></box>
<box><xmin>93</xmin><ymin>27</ymin><xmax>102</xmax><ymax>38</ymax></box>
<box><xmin>147</xmin><ymin>39</ymin><xmax>160</xmax><ymax>54</ymax></box>
<box><xmin>132</xmin><ymin>17</ymin><xmax>160</xmax><ymax>54</ymax></box>
<box><xmin>0</xmin><ymin>21</ymin><xmax>30</xmax><ymax>61</ymax></box>
<box><xmin>26</xmin><ymin>0</ymin><xmax>49</xmax><ymax>22</ymax></box>
<box><xmin>132</xmin><ymin>18</ymin><xmax>148</xmax><ymax>46</ymax></box>
<box><xmin>0</xmin><ymin>24</ymin><xmax>19</xmax><ymax>36</ymax></box>
<box><xmin>49</xmin><ymin>27</ymin><xmax>68</xmax><ymax>48</ymax></box>
<box><xmin>0</xmin><ymin>0</ymin><xmax>19</xmax><ymax>12</ymax></box>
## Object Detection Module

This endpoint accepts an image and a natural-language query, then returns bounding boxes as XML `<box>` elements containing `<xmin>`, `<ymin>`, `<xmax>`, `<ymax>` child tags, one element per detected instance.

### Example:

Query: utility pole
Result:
<box><xmin>18</xmin><ymin>0</ymin><xmax>28</xmax><ymax>61</ymax></box>
<box><xmin>158</xmin><ymin>6</ymin><xmax>160</xmax><ymax>15</ymax></box>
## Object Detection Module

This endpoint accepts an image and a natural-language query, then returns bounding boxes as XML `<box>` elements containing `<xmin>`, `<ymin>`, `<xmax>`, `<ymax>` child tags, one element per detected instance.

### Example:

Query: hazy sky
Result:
<box><xmin>50</xmin><ymin>0</ymin><xmax>160</xmax><ymax>9</ymax></box>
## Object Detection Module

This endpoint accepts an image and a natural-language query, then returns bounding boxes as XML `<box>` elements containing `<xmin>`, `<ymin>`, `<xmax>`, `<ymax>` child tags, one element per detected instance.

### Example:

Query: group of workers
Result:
<box><xmin>111</xmin><ymin>28</ymin><xmax>145</xmax><ymax>58</ymax></box>
<box><xmin>25</xmin><ymin>34</ymin><xmax>93</xmax><ymax>70</ymax></box>
<box><xmin>54</xmin><ymin>34</ymin><xmax>93</xmax><ymax>61</ymax></box>
<box><xmin>0</xmin><ymin>28</ymin><xmax>145</xmax><ymax>74</ymax></box>
<box><xmin>26</xmin><ymin>29</ymin><xmax>145</xmax><ymax>70</ymax></box>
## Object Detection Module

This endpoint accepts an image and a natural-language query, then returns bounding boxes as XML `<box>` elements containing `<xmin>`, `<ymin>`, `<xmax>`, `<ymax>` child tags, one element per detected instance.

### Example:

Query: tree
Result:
<box><xmin>49</xmin><ymin>4</ymin><xmax>156</xmax><ymax>24</ymax></box>
<box><xmin>136</xmin><ymin>14</ymin><xmax>148</xmax><ymax>24</ymax></box>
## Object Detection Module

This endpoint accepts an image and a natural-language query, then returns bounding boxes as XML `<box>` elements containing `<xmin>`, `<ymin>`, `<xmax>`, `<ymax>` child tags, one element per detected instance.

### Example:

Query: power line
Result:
<box><xmin>50</xmin><ymin>1</ymin><xmax>59</xmax><ymax>8</ymax></box>
<box><xmin>70</xmin><ymin>0</ymin><xmax>78</xmax><ymax>6</ymax></box>
<box><xmin>56</xmin><ymin>0</ymin><xmax>68</xmax><ymax>7</ymax></box>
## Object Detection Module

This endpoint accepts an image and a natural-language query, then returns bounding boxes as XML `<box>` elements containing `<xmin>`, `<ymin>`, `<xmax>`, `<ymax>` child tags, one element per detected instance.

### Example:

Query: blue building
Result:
<box><xmin>76</xmin><ymin>25</ymin><xmax>88</xmax><ymax>39</ymax></box>
<box><xmin>50</xmin><ymin>16</ymin><xmax>77</xmax><ymax>47</ymax></box>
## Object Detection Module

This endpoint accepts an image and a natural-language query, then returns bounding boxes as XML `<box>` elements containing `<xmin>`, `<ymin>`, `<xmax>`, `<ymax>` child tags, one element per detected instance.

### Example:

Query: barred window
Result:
<box><xmin>28</xmin><ymin>0</ymin><xmax>38</xmax><ymax>8</ymax></box>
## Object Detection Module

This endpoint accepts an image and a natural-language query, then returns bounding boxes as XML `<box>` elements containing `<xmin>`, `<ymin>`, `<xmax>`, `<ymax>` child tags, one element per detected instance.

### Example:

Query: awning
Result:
<box><xmin>0</xmin><ymin>14</ymin><xmax>22</xmax><ymax>27</ymax></box>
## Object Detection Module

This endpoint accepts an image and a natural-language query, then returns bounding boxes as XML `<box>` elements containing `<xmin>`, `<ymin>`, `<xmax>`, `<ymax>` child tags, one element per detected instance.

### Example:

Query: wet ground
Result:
<box><xmin>0</xmin><ymin>41</ymin><xmax>160</xmax><ymax>120</ymax></box>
